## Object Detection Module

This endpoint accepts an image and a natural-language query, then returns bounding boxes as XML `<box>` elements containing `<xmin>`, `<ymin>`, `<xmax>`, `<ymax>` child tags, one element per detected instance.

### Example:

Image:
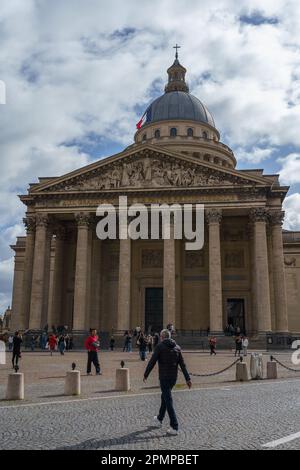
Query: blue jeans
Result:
<box><xmin>139</xmin><ymin>350</ymin><xmax>146</xmax><ymax>361</ymax></box>
<box><xmin>158</xmin><ymin>379</ymin><xmax>178</xmax><ymax>430</ymax></box>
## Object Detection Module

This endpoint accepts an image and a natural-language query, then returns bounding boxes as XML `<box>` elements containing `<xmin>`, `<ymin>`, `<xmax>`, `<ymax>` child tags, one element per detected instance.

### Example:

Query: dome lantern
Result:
<box><xmin>165</xmin><ymin>44</ymin><xmax>189</xmax><ymax>93</ymax></box>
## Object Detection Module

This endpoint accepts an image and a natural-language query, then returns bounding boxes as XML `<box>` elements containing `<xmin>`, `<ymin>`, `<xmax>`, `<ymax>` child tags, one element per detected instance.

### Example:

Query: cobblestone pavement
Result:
<box><xmin>1</xmin><ymin>378</ymin><xmax>300</xmax><ymax>450</ymax></box>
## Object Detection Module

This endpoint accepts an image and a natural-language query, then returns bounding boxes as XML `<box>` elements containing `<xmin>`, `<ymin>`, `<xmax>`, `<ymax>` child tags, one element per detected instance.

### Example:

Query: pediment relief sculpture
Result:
<box><xmin>40</xmin><ymin>153</ymin><xmax>255</xmax><ymax>192</ymax></box>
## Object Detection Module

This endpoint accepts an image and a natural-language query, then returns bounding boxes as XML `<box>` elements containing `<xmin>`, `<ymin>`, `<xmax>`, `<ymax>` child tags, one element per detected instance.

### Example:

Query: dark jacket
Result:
<box><xmin>144</xmin><ymin>339</ymin><xmax>190</xmax><ymax>382</ymax></box>
<box><xmin>13</xmin><ymin>336</ymin><xmax>22</xmax><ymax>352</ymax></box>
<box><xmin>138</xmin><ymin>337</ymin><xmax>147</xmax><ymax>352</ymax></box>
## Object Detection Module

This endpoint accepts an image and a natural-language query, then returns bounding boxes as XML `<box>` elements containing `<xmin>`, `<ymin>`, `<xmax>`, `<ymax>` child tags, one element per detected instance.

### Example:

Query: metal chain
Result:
<box><xmin>271</xmin><ymin>356</ymin><xmax>300</xmax><ymax>373</ymax></box>
<box><xmin>180</xmin><ymin>358</ymin><xmax>240</xmax><ymax>378</ymax></box>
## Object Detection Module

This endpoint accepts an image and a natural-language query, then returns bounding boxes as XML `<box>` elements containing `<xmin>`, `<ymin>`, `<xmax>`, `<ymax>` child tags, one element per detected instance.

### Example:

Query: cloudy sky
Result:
<box><xmin>1</xmin><ymin>0</ymin><xmax>300</xmax><ymax>314</ymax></box>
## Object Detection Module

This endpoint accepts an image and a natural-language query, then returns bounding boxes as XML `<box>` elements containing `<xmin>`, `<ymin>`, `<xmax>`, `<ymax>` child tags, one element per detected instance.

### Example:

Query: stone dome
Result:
<box><xmin>144</xmin><ymin>91</ymin><xmax>215</xmax><ymax>127</ymax></box>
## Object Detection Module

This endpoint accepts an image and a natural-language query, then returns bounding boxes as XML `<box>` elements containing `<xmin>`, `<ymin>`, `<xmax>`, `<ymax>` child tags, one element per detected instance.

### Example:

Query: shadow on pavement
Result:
<box><xmin>55</xmin><ymin>426</ymin><xmax>174</xmax><ymax>450</ymax></box>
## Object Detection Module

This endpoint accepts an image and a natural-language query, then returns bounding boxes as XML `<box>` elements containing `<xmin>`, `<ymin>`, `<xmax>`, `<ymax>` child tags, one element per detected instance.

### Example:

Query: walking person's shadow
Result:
<box><xmin>55</xmin><ymin>426</ymin><xmax>175</xmax><ymax>450</ymax></box>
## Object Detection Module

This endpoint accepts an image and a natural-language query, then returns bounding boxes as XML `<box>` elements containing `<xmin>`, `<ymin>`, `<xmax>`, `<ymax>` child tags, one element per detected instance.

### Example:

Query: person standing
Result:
<box><xmin>58</xmin><ymin>335</ymin><xmax>66</xmax><ymax>355</ymax></box>
<box><xmin>123</xmin><ymin>331</ymin><xmax>129</xmax><ymax>352</ymax></box>
<box><xmin>30</xmin><ymin>335</ymin><xmax>36</xmax><ymax>352</ymax></box>
<box><xmin>48</xmin><ymin>334</ymin><xmax>57</xmax><ymax>356</ymax></box>
<box><xmin>242</xmin><ymin>336</ymin><xmax>249</xmax><ymax>356</ymax></box>
<box><xmin>235</xmin><ymin>335</ymin><xmax>242</xmax><ymax>357</ymax></box>
<box><xmin>110</xmin><ymin>336</ymin><xmax>115</xmax><ymax>351</ymax></box>
<box><xmin>84</xmin><ymin>329</ymin><xmax>101</xmax><ymax>376</ymax></box>
<box><xmin>12</xmin><ymin>331</ymin><xmax>22</xmax><ymax>369</ymax></box>
<box><xmin>138</xmin><ymin>333</ymin><xmax>148</xmax><ymax>361</ymax></box>
<box><xmin>8</xmin><ymin>335</ymin><xmax>13</xmax><ymax>352</ymax></box>
<box><xmin>65</xmin><ymin>334</ymin><xmax>70</xmax><ymax>351</ymax></box>
<box><xmin>147</xmin><ymin>335</ymin><xmax>153</xmax><ymax>354</ymax></box>
<box><xmin>144</xmin><ymin>329</ymin><xmax>191</xmax><ymax>435</ymax></box>
<box><xmin>209</xmin><ymin>337</ymin><xmax>217</xmax><ymax>356</ymax></box>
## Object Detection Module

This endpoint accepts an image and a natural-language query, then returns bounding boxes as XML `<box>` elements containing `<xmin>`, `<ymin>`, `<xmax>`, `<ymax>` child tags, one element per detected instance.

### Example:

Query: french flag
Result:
<box><xmin>136</xmin><ymin>107</ymin><xmax>151</xmax><ymax>129</ymax></box>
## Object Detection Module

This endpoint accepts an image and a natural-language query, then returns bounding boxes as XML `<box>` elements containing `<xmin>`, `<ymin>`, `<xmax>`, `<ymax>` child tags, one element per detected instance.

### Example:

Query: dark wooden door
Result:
<box><xmin>145</xmin><ymin>288</ymin><xmax>163</xmax><ymax>334</ymax></box>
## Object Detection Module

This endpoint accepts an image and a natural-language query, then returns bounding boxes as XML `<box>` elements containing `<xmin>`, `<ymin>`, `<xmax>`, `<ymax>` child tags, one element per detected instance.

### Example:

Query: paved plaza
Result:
<box><xmin>1</xmin><ymin>348</ymin><xmax>300</xmax><ymax>449</ymax></box>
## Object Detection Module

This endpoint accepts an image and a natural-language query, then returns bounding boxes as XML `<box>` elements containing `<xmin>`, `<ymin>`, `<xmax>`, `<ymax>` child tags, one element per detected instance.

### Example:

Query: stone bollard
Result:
<box><xmin>115</xmin><ymin>368</ymin><xmax>130</xmax><ymax>391</ymax></box>
<box><xmin>6</xmin><ymin>373</ymin><xmax>24</xmax><ymax>400</ymax></box>
<box><xmin>64</xmin><ymin>370</ymin><xmax>81</xmax><ymax>396</ymax></box>
<box><xmin>236</xmin><ymin>360</ymin><xmax>250</xmax><ymax>382</ymax></box>
<box><xmin>267</xmin><ymin>360</ymin><xmax>278</xmax><ymax>379</ymax></box>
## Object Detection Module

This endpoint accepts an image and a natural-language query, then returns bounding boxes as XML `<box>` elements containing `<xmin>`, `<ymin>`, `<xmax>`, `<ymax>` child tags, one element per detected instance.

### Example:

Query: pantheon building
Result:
<box><xmin>10</xmin><ymin>53</ymin><xmax>300</xmax><ymax>341</ymax></box>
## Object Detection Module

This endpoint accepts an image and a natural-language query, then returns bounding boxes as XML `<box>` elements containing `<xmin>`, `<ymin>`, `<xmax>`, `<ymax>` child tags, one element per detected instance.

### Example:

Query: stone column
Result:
<box><xmin>206</xmin><ymin>209</ymin><xmax>223</xmax><ymax>334</ymax></box>
<box><xmin>163</xmin><ymin>222</ymin><xmax>176</xmax><ymax>327</ymax></box>
<box><xmin>250</xmin><ymin>208</ymin><xmax>272</xmax><ymax>333</ymax></box>
<box><xmin>29</xmin><ymin>214</ymin><xmax>50</xmax><ymax>330</ymax></box>
<box><xmin>267</xmin><ymin>225</ymin><xmax>276</xmax><ymax>330</ymax></box>
<box><xmin>41</xmin><ymin>229</ymin><xmax>53</xmax><ymax>328</ymax></box>
<box><xmin>73</xmin><ymin>213</ymin><xmax>91</xmax><ymax>331</ymax></box>
<box><xmin>247</xmin><ymin>223</ymin><xmax>257</xmax><ymax>334</ymax></box>
<box><xmin>48</xmin><ymin>225</ymin><xmax>66</xmax><ymax>328</ymax></box>
<box><xmin>10</xmin><ymin>243</ymin><xmax>25</xmax><ymax>332</ymax></box>
<box><xmin>90</xmin><ymin>238</ymin><xmax>102</xmax><ymax>330</ymax></box>
<box><xmin>117</xmin><ymin>238</ymin><xmax>131</xmax><ymax>331</ymax></box>
<box><xmin>20</xmin><ymin>216</ymin><xmax>36</xmax><ymax>329</ymax></box>
<box><xmin>269</xmin><ymin>210</ymin><xmax>289</xmax><ymax>333</ymax></box>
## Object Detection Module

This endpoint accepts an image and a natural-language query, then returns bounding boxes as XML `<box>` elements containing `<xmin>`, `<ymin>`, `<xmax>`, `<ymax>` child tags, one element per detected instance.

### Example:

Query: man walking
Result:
<box><xmin>84</xmin><ymin>329</ymin><xmax>101</xmax><ymax>376</ymax></box>
<box><xmin>143</xmin><ymin>329</ymin><xmax>191</xmax><ymax>435</ymax></box>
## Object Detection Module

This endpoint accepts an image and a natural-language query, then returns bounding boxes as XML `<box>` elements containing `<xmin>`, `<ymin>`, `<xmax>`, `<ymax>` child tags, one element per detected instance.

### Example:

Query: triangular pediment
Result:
<box><xmin>30</xmin><ymin>144</ymin><xmax>272</xmax><ymax>194</ymax></box>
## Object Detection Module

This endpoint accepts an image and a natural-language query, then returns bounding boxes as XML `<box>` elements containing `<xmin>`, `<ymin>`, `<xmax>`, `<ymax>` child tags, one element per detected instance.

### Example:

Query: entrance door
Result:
<box><xmin>226</xmin><ymin>299</ymin><xmax>246</xmax><ymax>334</ymax></box>
<box><xmin>145</xmin><ymin>288</ymin><xmax>163</xmax><ymax>334</ymax></box>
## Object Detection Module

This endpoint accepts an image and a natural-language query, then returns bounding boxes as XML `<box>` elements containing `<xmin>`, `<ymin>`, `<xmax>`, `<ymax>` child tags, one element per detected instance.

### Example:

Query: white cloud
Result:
<box><xmin>283</xmin><ymin>193</ymin><xmax>300</xmax><ymax>230</ymax></box>
<box><xmin>278</xmin><ymin>153</ymin><xmax>300</xmax><ymax>185</ymax></box>
<box><xmin>235</xmin><ymin>146</ymin><xmax>275</xmax><ymax>163</ymax></box>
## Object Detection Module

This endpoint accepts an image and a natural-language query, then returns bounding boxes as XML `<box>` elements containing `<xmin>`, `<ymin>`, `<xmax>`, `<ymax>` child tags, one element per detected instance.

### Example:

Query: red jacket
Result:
<box><xmin>48</xmin><ymin>335</ymin><xmax>57</xmax><ymax>349</ymax></box>
<box><xmin>84</xmin><ymin>335</ymin><xmax>100</xmax><ymax>352</ymax></box>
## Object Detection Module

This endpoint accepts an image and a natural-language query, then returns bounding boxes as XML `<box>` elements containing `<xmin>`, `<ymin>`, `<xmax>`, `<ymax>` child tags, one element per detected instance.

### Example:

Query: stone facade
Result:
<box><xmin>8</xmin><ymin>55</ymin><xmax>300</xmax><ymax>336</ymax></box>
<box><xmin>8</xmin><ymin>144</ymin><xmax>300</xmax><ymax>335</ymax></box>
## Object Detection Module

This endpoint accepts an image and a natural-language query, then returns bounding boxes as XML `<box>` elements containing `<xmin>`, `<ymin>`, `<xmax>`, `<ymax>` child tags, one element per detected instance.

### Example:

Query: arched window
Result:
<box><xmin>170</xmin><ymin>127</ymin><xmax>177</xmax><ymax>137</ymax></box>
<box><xmin>142</xmin><ymin>134</ymin><xmax>147</xmax><ymax>142</ymax></box>
<box><xmin>187</xmin><ymin>128</ymin><xmax>193</xmax><ymax>137</ymax></box>
<box><xmin>154</xmin><ymin>129</ymin><xmax>160</xmax><ymax>139</ymax></box>
<box><xmin>203</xmin><ymin>131</ymin><xmax>208</xmax><ymax>139</ymax></box>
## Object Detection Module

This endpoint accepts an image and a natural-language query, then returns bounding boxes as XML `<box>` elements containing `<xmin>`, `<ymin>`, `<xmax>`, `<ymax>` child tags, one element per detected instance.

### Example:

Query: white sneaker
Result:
<box><xmin>167</xmin><ymin>427</ymin><xmax>179</xmax><ymax>435</ymax></box>
<box><xmin>154</xmin><ymin>416</ymin><xmax>163</xmax><ymax>427</ymax></box>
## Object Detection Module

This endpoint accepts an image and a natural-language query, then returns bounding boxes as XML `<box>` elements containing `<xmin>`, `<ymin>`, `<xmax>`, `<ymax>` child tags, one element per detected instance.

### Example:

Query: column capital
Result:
<box><xmin>249</xmin><ymin>207</ymin><xmax>269</xmax><ymax>223</ymax></box>
<box><xmin>23</xmin><ymin>215</ymin><xmax>36</xmax><ymax>234</ymax></box>
<box><xmin>206</xmin><ymin>209</ymin><xmax>222</xmax><ymax>224</ymax></box>
<box><xmin>75</xmin><ymin>212</ymin><xmax>92</xmax><ymax>227</ymax></box>
<box><xmin>35</xmin><ymin>213</ymin><xmax>49</xmax><ymax>228</ymax></box>
<box><xmin>269</xmin><ymin>210</ymin><xmax>285</xmax><ymax>227</ymax></box>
